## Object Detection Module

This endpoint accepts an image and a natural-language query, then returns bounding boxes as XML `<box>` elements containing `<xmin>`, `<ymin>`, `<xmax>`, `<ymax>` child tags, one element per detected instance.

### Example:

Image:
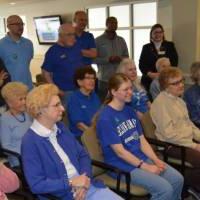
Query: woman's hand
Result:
<box><xmin>70</xmin><ymin>173</ymin><xmax>90</xmax><ymax>200</ymax></box>
<box><xmin>141</xmin><ymin>162</ymin><xmax>161</xmax><ymax>174</ymax></box>
<box><xmin>74</xmin><ymin>187</ymin><xmax>87</xmax><ymax>200</ymax></box>
<box><xmin>70</xmin><ymin>173</ymin><xmax>90</xmax><ymax>189</ymax></box>
<box><xmin>154</xmin><ymin>158</ymin><xmax>166</xmax><ymax>172</ymax></box>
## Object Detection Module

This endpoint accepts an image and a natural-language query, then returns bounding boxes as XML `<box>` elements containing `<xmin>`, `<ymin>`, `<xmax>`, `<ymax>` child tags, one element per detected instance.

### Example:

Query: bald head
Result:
<box><xmin>58</xmin><ymin>23</ymin><xmax>76</xmax><ymax>47</ymax></box>
<box><xmin>7</xmin><ymin>15</ymin><xmax>24</xmax><ymax>39</ymax></box>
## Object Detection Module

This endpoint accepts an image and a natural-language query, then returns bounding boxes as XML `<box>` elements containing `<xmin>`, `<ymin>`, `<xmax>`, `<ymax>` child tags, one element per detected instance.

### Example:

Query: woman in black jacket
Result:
<box><xmin>139</xmin><ymin>24</ymin><xmax>178</xmax><ymax>93</ymax></box>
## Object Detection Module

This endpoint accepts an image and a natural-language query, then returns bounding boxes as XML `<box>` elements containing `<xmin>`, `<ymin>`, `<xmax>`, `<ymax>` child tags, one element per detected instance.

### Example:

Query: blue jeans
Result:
<box><xmin>86</xmin><ymin>185</ymin><xmax>124</xmax><ymax>200</ymax></box>
<box><xmin>130</xmin><ymin>159</ymin><xmax>184</xmax><ymax>200</ymax></box>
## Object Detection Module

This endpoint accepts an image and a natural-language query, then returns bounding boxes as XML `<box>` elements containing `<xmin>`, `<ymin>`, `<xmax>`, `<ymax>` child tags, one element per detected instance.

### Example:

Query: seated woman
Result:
<box><xmin>150</xmin><ymin>67</ymin><xmax>200</xmax><ymax>192</ymax></box>
<box><xmin>0</xmin><ymin>163</ymin><xmax>20</xmax><ymax>200</ymax></box>
<box><xmin>117</xmin><ymin>58</ymin><xmax>150</xmax><ymax>120</ymax></box>
<box><xmin>67</xmin><ymin>67</ymin><xmax>100</xmax><ymax>142</ymax></box>
<box><xmin>21</xmin><ymin>84</ymin><xmax>123</xmax><ymax>200</ymax></box>
<box><xmin>150</xmin><ymin>57</ymin><xmax>171</xmax><ymax>100</ymax></box>
<box><xmin>0</xmin><ymin>82</ymin><xmax>32</xmax><ymax>167</ymax></box>
<box><xmin>96</xmin><ymin>73</ymin><xmax>183</xmax><ymax>200</ymax></box>
<box><xmin>184</xmin><ymin>62</ymin><xmax>200</xmax><ymax>128</ymax></box>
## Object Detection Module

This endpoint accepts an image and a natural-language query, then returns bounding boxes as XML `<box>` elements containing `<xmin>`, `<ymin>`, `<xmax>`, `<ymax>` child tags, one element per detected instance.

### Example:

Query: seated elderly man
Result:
<box><xmin>21</xmin><ymin>83</ymin><xmax>123</xmax><ymax>200</ymax></box>
<box><xmin>0</xmin><ymin>82</ymin><xmax>32</xmax><ymax>167</ymax></box>
<box><xmin>150</xmin><ymin>67</ymin><xmax>200</xmax><ymax>192</ymax></box>
<box><xmin>150</xmin><ymin>57</ymin><xmax>171</xmax><ymax>100</ymax></box>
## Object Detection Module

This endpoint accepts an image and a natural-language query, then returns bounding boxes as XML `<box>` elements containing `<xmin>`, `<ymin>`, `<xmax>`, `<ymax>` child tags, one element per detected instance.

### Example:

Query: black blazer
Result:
<box><xmin>0</xmin><ymin>58</ymin><xmax>11</xmax><ymax>107</ymax></box>
<box><xmin>139</xmin><ymin>40</ymin><xmax>178</xmax><ymax>91</ymax></box>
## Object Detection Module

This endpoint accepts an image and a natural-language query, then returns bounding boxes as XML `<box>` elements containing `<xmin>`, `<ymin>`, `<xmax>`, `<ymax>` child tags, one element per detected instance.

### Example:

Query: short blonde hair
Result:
<box><xmin>1</xmin><ymin>82</ymin><xmax>28</xmax><ymax>101</ymax></box>
<box><xmin>190</xmin><ymin>62</ymin><xmax>200</xmax><ymax>84</ymax></box>
<box><xmin>155</xmin><ymin>57</ymin><xmax>171</xmax><ymax>72</ymax></box>
<box><xmin>159</xmin><ymin>67</ymin><xmax>183</xmax><ymax>90</ymax></box>
<box><xmin>26</xmin><ymin>84</ymin><xmax>59</xmax><ymax>118</ymax></box>
<box><xmin>117</xmin><ymin>58</ymin><xmax>135</xmax><ymax>74</ymax></box>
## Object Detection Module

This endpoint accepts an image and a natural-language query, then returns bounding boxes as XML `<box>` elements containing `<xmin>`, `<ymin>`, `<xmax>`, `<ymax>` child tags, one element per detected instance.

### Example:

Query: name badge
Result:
<box><xmin>158</xmin><ymin>51</ymin><xmax>165</xmax><ymax>55</ymax></box>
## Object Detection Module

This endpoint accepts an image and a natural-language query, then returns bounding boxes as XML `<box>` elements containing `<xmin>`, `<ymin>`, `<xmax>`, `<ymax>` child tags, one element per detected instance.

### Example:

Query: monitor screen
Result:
<box><xmin>34</xmin><ymin>15</ymin><xmax>62</xmax><ymax>45</ymax></box>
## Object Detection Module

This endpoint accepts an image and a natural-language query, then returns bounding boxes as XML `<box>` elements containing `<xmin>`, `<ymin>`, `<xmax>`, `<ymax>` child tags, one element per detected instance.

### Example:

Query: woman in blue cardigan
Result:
<box><xmin>21</xmin><ymin>83</ymin><xmax>122</xmax><ymax>200</ymax></box>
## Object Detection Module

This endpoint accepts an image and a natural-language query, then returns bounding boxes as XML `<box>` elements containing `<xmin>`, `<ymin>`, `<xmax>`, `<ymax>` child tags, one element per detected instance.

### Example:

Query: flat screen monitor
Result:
<box><xmin>34</xmin><ymin>15</ymin><xmax>62</xmax><ymax>45</ymax></box>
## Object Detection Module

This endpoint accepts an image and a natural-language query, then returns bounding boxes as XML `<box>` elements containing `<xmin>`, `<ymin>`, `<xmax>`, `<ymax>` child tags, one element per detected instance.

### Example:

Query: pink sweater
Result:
<box><xmin>0</xmin><ymin>164</ymin><xmax>20</xmax><ymax>200</ymax></box>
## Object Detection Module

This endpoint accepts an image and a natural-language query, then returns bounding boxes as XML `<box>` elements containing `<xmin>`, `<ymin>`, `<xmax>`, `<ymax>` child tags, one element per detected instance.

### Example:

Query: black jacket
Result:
<box><xmin>139</xmin><ymin>40</ymin><xmax>178</xmax><ymax>91</ymax></box>
<box><xmin>0</xmin><ymin>58</ymin><xmax>11</xmax><ymax>107</ymax></box>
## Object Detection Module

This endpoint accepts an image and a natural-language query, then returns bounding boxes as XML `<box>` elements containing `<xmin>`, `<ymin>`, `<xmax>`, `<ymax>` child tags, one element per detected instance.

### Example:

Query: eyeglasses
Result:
<box><xmin>48</xmin><ymin>102</ymin><xmax>63</xmax><ymax>108</ymax></box>
<box><xmin>168</xmin><ymin>78</ymin><xmax>185</xmax><ymax>86</ymax></box>
<box><xmin>8</xmin><ymin>23</ymin><xmax>25</xmax><ymax>26</ymax></box>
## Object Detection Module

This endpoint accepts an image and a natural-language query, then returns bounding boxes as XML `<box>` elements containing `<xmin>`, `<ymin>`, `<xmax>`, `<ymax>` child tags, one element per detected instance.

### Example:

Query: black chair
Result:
<box><xmin>0</xmin><ymin>147</ymin><xmax>60</xmax><ymax>200</ymax></box>
<box><xmin>140</xmin><ymin>111</ymin><xmax>200</xmax><ymax>200</ymax></box>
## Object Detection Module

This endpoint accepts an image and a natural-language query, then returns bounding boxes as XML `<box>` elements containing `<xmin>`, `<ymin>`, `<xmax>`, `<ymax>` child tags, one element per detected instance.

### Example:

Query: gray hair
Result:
<box><xmin>117</xmin><ymin>58</ymin><xmax>135</xmax><ymax>74</ymax></box>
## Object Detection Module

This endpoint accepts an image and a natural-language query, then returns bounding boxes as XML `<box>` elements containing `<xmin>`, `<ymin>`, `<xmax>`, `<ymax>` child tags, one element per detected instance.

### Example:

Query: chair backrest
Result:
<box><xmin>140</xmin><ymin>111</ymin><xmax>156</xmax><ymax>139</ymax></box>
<box><xmin>81</xmin><ymin>127</ymin><xmax>105</xmax><ymax>176</ymax></box>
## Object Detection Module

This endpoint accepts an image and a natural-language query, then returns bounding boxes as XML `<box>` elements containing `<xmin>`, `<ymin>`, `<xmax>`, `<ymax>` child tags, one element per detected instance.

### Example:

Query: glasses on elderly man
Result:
<box><xmin>168</xmin><ymin>78</ymin><xmax>185</xmax><ymax>86</ymax></box>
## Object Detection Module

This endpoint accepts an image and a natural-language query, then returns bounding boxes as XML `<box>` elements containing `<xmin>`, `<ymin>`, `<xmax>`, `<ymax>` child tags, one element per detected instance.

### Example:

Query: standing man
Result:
<box><xmin>73</xmin><ymin>10</ymin><xmax>97</xmax><ymax>65</ymax></box>
<box><xmin>95</xmin><ymin>16</ymin><xmax>129</xmax><ymax>100</ymax></box>
<box><xmin>0</xmin><ymin>15</ymin><xmax>33</xmax><ymax>89</ymax></box>
<box><xmin>42</xmin><ymin>23</ymin><xmax>84</xmax><ymax>105</ymax></box>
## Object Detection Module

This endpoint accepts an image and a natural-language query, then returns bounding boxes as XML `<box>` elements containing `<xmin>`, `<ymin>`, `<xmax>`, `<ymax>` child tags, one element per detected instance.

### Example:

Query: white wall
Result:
<box><xmin>0</xmin><ymin>0</ymin><xmax>172</xmax><ymax>81</ymax></box>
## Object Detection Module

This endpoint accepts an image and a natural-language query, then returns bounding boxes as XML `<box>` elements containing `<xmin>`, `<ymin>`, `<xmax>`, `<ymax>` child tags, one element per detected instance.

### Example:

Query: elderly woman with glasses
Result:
<box><xmin>150</xmin><ymin>67</ymin><xmax>200</xmax><ymax>192</ymax></box>
<box><xmin>117</xmin><ymin>58</ymin><xmax>151</xmax><ymax>120</ymax></box>
<box><xmin>21</xmin><ymin>83</ymin><xmax>123</xmax><ymax>200</ymax></box>
<box><xmin>0</xmin><ymin>82</ymin><xmax>32</xmax><ymax>167</ymax></box>
<box><xmin>67</xmin><ymin>66</ymin><xmax>100</xmax><ymax>142</ymax></box>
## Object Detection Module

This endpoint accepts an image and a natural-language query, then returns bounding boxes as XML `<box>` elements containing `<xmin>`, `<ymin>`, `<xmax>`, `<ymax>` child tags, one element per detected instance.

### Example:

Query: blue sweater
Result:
<box><xmin>184</xmin><ymin>84</ymin><xmax>200</xmax><ymax>127</ymax></box>
<box><xmin>21</xmin><ymin>122</ymin><xmax>104</xmax><ymax>200</ymax></box>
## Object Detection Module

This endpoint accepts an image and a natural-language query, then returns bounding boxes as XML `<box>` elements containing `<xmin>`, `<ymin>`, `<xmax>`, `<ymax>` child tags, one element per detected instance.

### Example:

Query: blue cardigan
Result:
<box><xmin>21</xmin><ymin>122</ymin><xmax>104</xmax><ymax>200</ymax></box>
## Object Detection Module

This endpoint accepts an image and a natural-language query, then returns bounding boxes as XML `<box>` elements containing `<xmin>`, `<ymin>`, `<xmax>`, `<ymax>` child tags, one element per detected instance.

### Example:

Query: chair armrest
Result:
<box><xmin>0</xmin><ymin>147</ymin><xmax>22</xmax><ymax>166</ymax></box>
<box><xmin>92</xmin><ymin>159</ymin><xmax>129</xmax><ymax>176</ymax></box>
<box><xmin>39</xmin><ymin>194</ymin><xmax>60</xmax><ymax>200</ymax></box>
<box><xmin>92</xmin><ymin>159</ymin><xmax>131</xmax><ymax>197</ymax></box>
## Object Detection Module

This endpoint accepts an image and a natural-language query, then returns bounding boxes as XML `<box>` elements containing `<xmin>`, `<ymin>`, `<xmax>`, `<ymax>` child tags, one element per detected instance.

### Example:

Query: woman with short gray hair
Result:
<box><xmin>117</xmin><ymin>58</ymin><xmax>150</xmax><ymax>119</ymax></box>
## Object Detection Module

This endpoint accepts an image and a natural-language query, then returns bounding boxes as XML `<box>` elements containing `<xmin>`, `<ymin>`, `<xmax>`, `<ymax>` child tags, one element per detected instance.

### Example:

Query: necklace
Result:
<box><xmin>10</xmin><ymin>111</ymin><xmax>26</xmax><ymax>123</ymax></box>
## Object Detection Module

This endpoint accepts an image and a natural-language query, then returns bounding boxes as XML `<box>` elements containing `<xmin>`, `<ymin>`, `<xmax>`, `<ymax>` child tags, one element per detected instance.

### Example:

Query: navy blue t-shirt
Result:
<box><xmin>67</xmin><ymin>90</ymin><xmax>100</xmax><ymax>137</ymax></box>
<box><xmin>96</xmin><ymin>105</ymin><xmax>147</xmax><ymax>172</ymax></box>
<box><xmin>76</xmin><ymin>31</ymin><xmax>96</xmax><ymax>65</ymax></box>
<box><xmin>42</xmin><ymin>43</ymin><xmax>84</xmax><ymax>91</ymax></box>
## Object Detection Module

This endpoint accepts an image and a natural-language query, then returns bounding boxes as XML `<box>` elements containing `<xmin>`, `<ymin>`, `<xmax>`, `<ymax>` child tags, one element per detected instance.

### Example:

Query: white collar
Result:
<box><xmin>30</xmin><ymin>119</ymin><xmax>58</xmax><ymax>138</ymax></box>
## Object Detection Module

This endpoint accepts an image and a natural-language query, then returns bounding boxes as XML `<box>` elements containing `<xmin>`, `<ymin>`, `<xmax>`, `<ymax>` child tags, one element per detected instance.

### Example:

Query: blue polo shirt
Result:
<box><xmin>42</xmin><ymin>43</ymin><xmax>84</xmax><ymax>91</ymax></box>
<box><xmin>76</xmin><ymin>31</ymin><xmax>96</xmax><ymax>65</ymax></box>
<box><xmin>96</xmin><ymin>105</ymin><xmax>147</xmax><ymax>172</ymax></box>
<box><xmin>0</xmin><ymin>35</ymin><xmax>33</xmax><ymax>89</ymax></box>
<box><xmin>67</xmin><ymin>90</ymin><xmax>100</xmax><ymax>137</ymax></box>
